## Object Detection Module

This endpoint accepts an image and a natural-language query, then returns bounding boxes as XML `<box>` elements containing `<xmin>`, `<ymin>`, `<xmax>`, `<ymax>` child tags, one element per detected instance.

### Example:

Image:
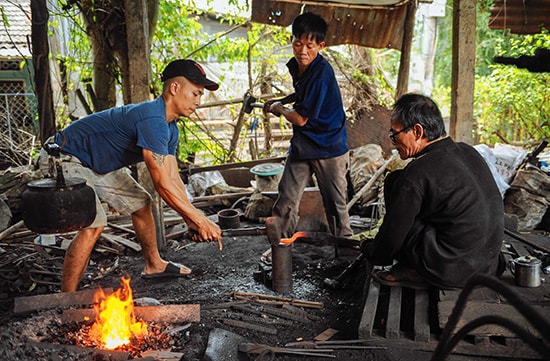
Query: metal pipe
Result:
<box><xmin>271</xmin><ymin>243</ymin><xmax>292</xmax><ymax>294</ymax></box>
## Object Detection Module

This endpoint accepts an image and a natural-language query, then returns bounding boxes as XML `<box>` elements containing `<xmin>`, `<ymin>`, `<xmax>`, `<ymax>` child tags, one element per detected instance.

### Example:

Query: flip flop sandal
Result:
<box><xmin>371</xmin><ymin>269</ymin><xmax>431</xmax><ymax>290</ymax></box>
<box><xmin>141</xmin><ymin>261</ymin><xmax>191</xmax><ymax>279</ymax></box>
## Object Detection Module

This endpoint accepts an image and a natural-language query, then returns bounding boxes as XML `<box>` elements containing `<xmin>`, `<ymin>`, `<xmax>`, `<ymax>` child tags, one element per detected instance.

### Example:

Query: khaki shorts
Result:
<box><xmin>38</xmin><ymin>148</ymin><xmax>152</xmax><ymax>229</ymax></box>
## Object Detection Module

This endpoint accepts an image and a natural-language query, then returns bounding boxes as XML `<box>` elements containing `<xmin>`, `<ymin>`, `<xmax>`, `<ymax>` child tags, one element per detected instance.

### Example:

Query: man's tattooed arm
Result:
<box><xmin>152</xmin><ymin>152</ymin><xmax>166</xmax><ymax>166</ymax></box>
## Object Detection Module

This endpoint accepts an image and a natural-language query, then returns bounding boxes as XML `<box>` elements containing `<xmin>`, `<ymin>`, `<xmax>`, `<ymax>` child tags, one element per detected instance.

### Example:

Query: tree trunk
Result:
<box><xmin>74</xmin><ymin>0</ymin><xmax>159</xmax><ymax>109</ymax></box>
<box><xmin>31</xmin><ymin>0</ymin><xmax>56</xmax><ymax>144</ymax></box>
<box><xmin>91</xmin><ymin>46</ymin><xmax>117</xmax><ymax>111</ymax></box>
<box><xmin>350</xmin><ymin>46</ymin><xmax>378</xmax><ymax>111</ymax></box>
<box><xmin>396</xmin><ymin>0</ymin><xmax>417</xmax><ymax>99</ymax></box>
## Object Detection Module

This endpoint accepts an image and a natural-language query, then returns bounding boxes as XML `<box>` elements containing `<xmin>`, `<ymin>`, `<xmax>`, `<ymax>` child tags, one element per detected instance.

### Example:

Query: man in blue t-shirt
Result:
<box><xmin>264</xmin><ymin>12</ymin><xmax>352</xmax><ymax>239</ymax></box>
<box><xmin>45</xmin><ymin>59</ymin><xmax>223</xmax><ymax>292</ymax></box>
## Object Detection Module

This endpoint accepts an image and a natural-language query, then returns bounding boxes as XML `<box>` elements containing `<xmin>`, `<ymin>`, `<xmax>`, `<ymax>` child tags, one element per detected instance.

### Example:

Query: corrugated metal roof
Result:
<box><xmin>489</xmin><ymin>0</ymin><xmax>550</xmax><ymax>34</ymax></box>
<box><xmin>251</xmin><ymin>0</ymin><xmax>410</xmax><ymax>49</ymax></box>
<box><xmin>0</xmin><ymin>0</ymin><xmax>31</xmax><ymax>57</ymax></box>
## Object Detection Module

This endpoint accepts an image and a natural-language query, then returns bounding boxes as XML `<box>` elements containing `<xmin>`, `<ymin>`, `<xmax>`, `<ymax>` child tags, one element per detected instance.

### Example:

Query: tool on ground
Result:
<box><xmin>184</xmin><ymin>227</ymin><xmax>267</xmax><ymax>239</ymax></box>
<box><xmin>285</xmin><ymin>339</ymin><xmax>387</xmax><ymax>350</ymax></box>
<box><xmin>322</xmin><ymin>252</ymin><xmax>366</xmax><ymax>290</ymax></box>
<box><xmin>238</xmin><ymin>342</ymin><xmax>335</xmax><ymax>357</ymax></box>
<box><xmin>242</xmin><ymin>92</ymin><xmax>265</xmax><ymax>114</ymax></box>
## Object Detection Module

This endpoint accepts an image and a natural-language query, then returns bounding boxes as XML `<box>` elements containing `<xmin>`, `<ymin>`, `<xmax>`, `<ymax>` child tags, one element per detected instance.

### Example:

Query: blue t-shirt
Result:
<box><xmin>287</xmin><ymin>54</ymin><xmax>348</xmax><ymax>160</ymax></box>
<box><xmin>55</xmin><ymin>97</ymin><xmax>179</xmax><ymax>174</ymax></box>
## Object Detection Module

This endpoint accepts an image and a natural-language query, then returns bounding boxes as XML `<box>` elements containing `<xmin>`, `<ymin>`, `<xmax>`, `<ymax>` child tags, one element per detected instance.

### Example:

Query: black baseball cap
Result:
<box><xmin>160</xmin><ymin>59</ymin><xmax>219</xmax><ymax>91</ymax></box>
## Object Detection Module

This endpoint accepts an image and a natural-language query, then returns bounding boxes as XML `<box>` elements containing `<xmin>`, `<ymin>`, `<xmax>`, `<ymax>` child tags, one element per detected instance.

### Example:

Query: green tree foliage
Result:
<box><xmin>475</xmin><ymin>32</ymin><xmax>550</xmax><ymax>145</ymax></box>
<box><xmin>433</xmin><ymin>0</ymin><xmax>549</xmax><ymax>146</ymax></box>
<box><xmin>149</xmin><ymin>1</ymin><xmax>291</xmax><ymax>164</ymax></box>
<box><xmin>52</xmin><ymin>0</ymin><xmax>291</xmax><ymax>164</ymax></box>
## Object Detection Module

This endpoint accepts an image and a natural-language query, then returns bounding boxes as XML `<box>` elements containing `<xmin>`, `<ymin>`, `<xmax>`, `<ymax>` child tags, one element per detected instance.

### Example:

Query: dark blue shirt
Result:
<box><xmin>287</xmin><ymin>54</ymin><xmax>348</xmax><ymax>160</ymax></box>
<box><xmin>54</xmin><ymin>97</ymin><xmax>179</xmax><ymax>174</ymax></box>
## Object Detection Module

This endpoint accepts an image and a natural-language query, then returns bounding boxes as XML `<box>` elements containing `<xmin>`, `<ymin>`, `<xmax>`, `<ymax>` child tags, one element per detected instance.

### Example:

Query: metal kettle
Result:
<box><xmin>510</xmin><ymin>255</ymin><xmax>542</xmax><ymax>288</ymax></box>
<box><xmin>20</xmin><ymin>144</ymin><xmax>96</xmax><ymax>234</ymax></box>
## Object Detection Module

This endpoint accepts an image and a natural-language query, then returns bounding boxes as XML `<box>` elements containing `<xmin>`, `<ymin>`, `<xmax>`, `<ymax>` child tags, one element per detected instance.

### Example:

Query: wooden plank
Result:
<box><xmin>385</xmin><ymin>286</ymin><xmax>402</xmax><ymax>339</ymax></box>
<box><xmin>362</xmin><ymin>337</ymin><xmax>545</xmax><ymax>360</ymax></box>
<box><xmin>62</xmin><ymin>304</ymin><xmax>200</xmax><ymax>324</ymax></box>
<box><xmin>314</xmin><ymin>328</ymin><xmax>339</xmax><ymax>341</ymax></box>
<box><xmin>438</xmin><ymin>286</ymin><xmax>501</xmax><ymax>303</ymax></box>
<box><xmin>186</xmin><ymin>156</ymin><xmax>286</xmax><ymax>176</ymax></box>
<box><xmin>413</xmin><ymin>290</ymin><xmax>430</xmax><ymax>342</ymax></box>
<box><xmin>510</xmin><ymin>241</ymin><xmax>531</xmax><ymax>258</ymax></box>
<box><xmin>191</xmin><ymin>191</ymin><xmax>254</xmax><ymax>203</ymax></box>
<box><xmin>140</xmin><ymin>350</ymin><xmax>184</xmax><ymax>360</ymax></box>
<box><xmin>438</xmin><ymin>300</ymin><xmax>548</xmax><ymax>338</ymax></box>
<box><xmin>13</xmin><ymin>288</ymin><xmax>113</xmax><ymax>314</ymax></box>
<box><xmin>100</xmin><ymin>233</ymin><xmax>141</xmax><ymax>252</ymax></box>
<box><xmin>474</xmin><ymin>335</ymin><xmax>490</xmax><ymax>345</ymax></box>
<box><xmin>358</xmin><ymin>278</ymin><xmax>380</xmax><ymax>338</ymax></box>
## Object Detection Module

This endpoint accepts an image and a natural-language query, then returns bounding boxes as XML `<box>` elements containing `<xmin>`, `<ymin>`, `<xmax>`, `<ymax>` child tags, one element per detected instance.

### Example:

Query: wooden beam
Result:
<box><xmin>62</xmin><ymin>304</ymin><xmax>200</xmax><ymax>324</ymax></box>
<box><xmin>185</xmin><ymin>157</ymin><xmax>286</xmax><ymax>176</ymax></box>
<box><xmin>385</xmin><ymin>286</ymin><xmax>402</xmax><ymax>339</ymax></box>
<box><xmin>413</xmin><ymin>289</ymin><xmax>430</xmax><ymax>342</ymax></box>
<box><xmin>13</xmin><ymin>288</ymin><xmax>113</xmax><ymax>314</ymax></box>
<box><xmin>358</xmin><ymin>278</ymin><xmax>380</xmax><ymax>338</ymax></box>
<box><xmin>100</xmin><ymin>233</ymin><xmax>142</xmax><ymax>252</ymax></box>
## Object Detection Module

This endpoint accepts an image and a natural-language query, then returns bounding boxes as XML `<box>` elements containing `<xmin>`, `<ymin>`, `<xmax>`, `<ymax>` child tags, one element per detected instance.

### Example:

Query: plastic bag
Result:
<box><xmin>188</xmin><ymin>171</ymin><xmax>228</xmax><ymax>197</ymax></box>
<box><xmin>474</xmin><ymin>144</ymin><xmax>511</xmax><ymax>197</ymax></box>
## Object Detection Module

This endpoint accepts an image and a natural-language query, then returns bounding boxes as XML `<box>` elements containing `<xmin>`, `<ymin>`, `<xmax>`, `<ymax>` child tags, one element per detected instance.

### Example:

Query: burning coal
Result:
<box><xmin>90</xmin><ymin>276</ymin><xmax>147</xmax><ymax>349</ymax></box>
<box><xmin>67</xmin><ymin>276</ymin><xmax>175</xmax><ymax>357</ymax></box>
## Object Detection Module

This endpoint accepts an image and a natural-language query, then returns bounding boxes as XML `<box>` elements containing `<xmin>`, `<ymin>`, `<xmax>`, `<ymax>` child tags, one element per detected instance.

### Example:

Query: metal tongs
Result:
<box><xmin>238</xmin><ymin>342</ymin><xmax>336</xmax><ymax>358</ymax></box>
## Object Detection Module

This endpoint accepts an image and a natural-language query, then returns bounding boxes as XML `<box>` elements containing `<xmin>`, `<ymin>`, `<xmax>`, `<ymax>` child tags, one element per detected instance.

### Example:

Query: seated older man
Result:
<box><xmin>364</xmin><ymin>93</ymin><xmax>505</xmax><ymax>290</ymax></box>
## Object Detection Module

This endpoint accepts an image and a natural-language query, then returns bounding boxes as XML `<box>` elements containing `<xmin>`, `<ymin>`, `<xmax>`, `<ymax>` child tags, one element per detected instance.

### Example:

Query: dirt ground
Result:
<box><xmin>0</xmin><ymin>217</ymin><xmax>388</xmax><ymax>361</ymax></box>
<box><xmin>0</xmin><ymin>215</ymin><xmax>545</xmax><ymax>361</ymax></box>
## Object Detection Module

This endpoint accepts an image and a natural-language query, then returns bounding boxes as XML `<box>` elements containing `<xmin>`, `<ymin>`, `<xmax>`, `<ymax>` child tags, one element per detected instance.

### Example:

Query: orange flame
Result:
<box><xmin>90</xmin><ymin>276</ymin><xmax>147</xmax><ymax>349</ymax></box>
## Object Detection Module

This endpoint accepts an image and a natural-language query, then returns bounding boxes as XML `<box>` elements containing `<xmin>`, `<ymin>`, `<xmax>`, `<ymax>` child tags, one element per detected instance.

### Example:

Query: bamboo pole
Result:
<box><xmin>0</xmin><ymin>220</ymin><xmax>25</xmax><ymax>241</ymax></box>
<box><xmin>346</xmin><ymin>152</ymin><xmax>398</xmax><ymax>212</ymax></box>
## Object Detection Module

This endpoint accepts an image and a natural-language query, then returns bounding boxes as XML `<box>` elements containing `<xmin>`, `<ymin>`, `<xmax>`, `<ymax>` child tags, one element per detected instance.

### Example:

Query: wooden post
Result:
<box><xmin>450</xmin><ymin>0</ymin><xmax>476</xmax><ymax>144</ymax></box>
<box><xmin>395</xmin><ymin>0</ymin><xmax>417</xmax><ymax>99</ymax></box>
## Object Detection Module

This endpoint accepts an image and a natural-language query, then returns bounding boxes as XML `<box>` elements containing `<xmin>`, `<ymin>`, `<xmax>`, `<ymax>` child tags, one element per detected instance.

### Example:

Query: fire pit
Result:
<box><xmin>10</xmin><ymin>276</ymin><xmax>199</xmax><ymax>359</ymax></box>
<box><xmin>62</xmin><ymin>276</ymin><xmax>173</xmax><ymax>357</ymax></box>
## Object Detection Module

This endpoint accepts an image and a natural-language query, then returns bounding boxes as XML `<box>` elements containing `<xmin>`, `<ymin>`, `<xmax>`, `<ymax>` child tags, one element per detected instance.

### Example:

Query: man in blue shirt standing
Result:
<box><xmin>264</xmin><ymin>12</ymin><xmax>352</xmax><ymax>239</ymax></box>
<box><xmin>43</xmin><ymin>59</ymin><xmax>223</xmax><ymax>291</ymax></box>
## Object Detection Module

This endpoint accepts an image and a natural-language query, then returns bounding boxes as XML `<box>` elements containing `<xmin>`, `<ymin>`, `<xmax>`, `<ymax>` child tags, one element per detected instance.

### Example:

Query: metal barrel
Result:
<box><xmin>271</xmin><ymin>243</ymin><xmax>292</xmax><ymax>293</ymax></box>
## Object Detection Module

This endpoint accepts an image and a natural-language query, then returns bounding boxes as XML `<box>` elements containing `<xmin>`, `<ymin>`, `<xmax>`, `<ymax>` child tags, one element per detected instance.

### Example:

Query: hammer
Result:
<box><xmin>242</xmin><ymin>92</ymin><xmax>265</xmax><ymax>114</ymax></box>
<box><xmin>322</xmin><ymin>252</ymin><xmax>366</xmax><ymax>290</ymax></box>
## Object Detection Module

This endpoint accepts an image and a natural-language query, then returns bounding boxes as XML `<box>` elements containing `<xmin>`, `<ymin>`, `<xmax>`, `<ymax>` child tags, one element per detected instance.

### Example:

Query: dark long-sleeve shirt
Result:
<box><xmin>366</xmin><ymin>137</ymin><xmax>504</xmax><ymax>289</ymax></box>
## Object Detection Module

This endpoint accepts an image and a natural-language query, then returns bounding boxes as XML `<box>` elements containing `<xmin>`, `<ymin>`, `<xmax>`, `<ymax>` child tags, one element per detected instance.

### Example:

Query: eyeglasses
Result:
<box><xmin>389</xmin><ymin>126</ymin><xmax>411</xmax><ymax>142</ymax></box>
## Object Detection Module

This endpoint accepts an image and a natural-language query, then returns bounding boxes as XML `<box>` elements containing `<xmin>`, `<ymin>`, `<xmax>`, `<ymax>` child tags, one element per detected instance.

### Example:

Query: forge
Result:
<box><xmin>11</xmin><ymin>276</ymin><xmax>199</xmax><ymax>359</ymax></box>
